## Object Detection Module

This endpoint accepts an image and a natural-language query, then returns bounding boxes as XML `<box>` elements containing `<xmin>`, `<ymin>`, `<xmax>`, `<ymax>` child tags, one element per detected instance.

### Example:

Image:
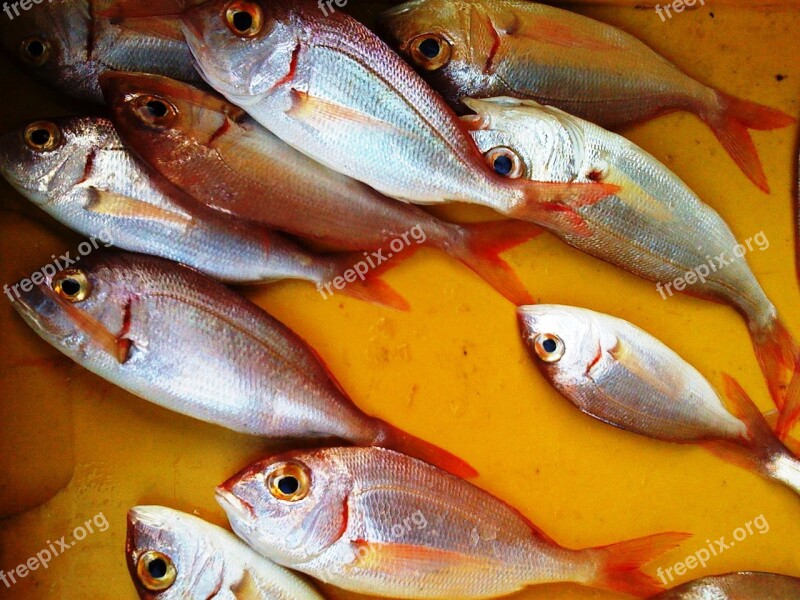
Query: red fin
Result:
<box><xmin>317</xmin><ymin>252</ymin><xmax>411</xmax><ymax>311</ymax></box>
<box><xmin>348</xmin><ymin>540</ymin><xmax>493</xmax><ymax>573</ymax></box>
<box><xmin>453</xmin><ymin>220</ymin><xmax>541</xmax><ymax>305</ymax></box>
<box><xmin>373</xmin><ymin>420</ymin><xmax>478</xmax><ymax>479</ymax></box>
<box><xmin>750</xmin><ymin>318</ymin><xmax>800</xmax><ymax>438</ymax></box>
<box><xmin>706</xmin><ymin>92</ymin><xmax>795</xmax><ymax>193</ymax></box>
<box><xmin>507</xmin><ymin>179</ymin><xmax>617</xmax><ymax>235</ymax></box>
<box><xmin>593</xmin><ymin>532</ymin><xmax>690</xmax><ymax>597</ymax></box>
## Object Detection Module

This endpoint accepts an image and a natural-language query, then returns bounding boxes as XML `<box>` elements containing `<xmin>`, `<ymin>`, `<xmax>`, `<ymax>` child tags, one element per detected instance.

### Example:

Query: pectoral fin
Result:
<box><xmin>85</xmin><ymin>188</ymin><xmax>193</xmax><ymax>228</ymax></box>
<box><xmin>347</xmin><ymin>540</ymin><xmax>497</xmax><ymax>576</ymax></box>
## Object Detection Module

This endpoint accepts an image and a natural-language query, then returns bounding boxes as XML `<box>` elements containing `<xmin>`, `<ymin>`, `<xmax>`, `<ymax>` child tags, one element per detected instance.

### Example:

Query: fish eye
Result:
<box><xmin>408</xmin><ymin>33</ymin><xmax>452</xmax><ymax>70</ymax></box>
<box><xmin>24</xmin><ymin>121</ymin><xmax>62</xmax><ymax>152</ymax></box>
<box><xmin>484</xmin><ymin>147</ymin><xmax>525</xmax><ymax>179</ymax></box>
<box><xmin>225</xmin><ymin>1</ymin><xmax>263</xmax><ymax>37</ymax></box>
<box><xmin>130</xmin><ymin>95</ymin><xmax>178</xmax><ymax>129</ymax></box>
<box><xmin>267</xmin><ymin>461</ymin><xmax>310</xmax><ymax>502</ymax></box>
<box><xmin>136</xmin><ymin>550</ymin><xmax>177</xmax><ymax>591</ymax></box>
<box><xmin>533</xmin><ymin>333</ymin><xmax>565</xmax><ymax>363</ymax></box>
<box><xmin>52</xmin><ymin>269</ymin><xmax>91</xmax><ymax>303</ymax></box>
<box><xmin>20</xmin><ymin>36</ymin><xmax>51</xmax><ymax>67</ymax></box>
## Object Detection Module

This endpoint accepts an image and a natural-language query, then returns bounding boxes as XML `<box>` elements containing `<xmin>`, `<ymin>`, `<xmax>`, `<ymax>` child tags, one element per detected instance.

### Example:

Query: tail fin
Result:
<box><xmin>591</xmin><ymin>532</ymin><xmax>690</xmax><ymax>597</ymax></box>
<box><xmin>317</xmin><ymin>253</ymin><xmax>410</xmax><ymax>311</ymax></box>
<box><xmin>705</xmin><ymin>92</ymin><xmax>795</xmax><ymax>193</ymax></box>
<box><xmin>750</xmin><ymin>317</ymin><xmax>800</xmax><ymax>438</ymax></box>
<box><xmin>451</xmin><ymin>220</ymin><xmax>542</xmax><ymax>305</ymax></box>
<box><xmin>374</xmin><ymin>420</ymin><xmax>478</xmax><ymax>479</ymax></box>
<box><xmin>507</xmin><ymin>179</ymin><xmax>618</xmax><ymax>236</ymax></box>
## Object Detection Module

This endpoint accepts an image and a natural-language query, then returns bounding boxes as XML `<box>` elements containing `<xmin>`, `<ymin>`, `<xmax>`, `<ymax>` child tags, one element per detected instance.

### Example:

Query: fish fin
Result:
<box><xmin>318</xmin><ymin>252</ymin><xmax>410</xmax><ymax>311</ymax></box>
<box><xmin>705</xmin><ymin>92</ymin><xmax>794</xmax><ymax>193</ymax></box>
<box><xmin>765</xmin><ymin>410</ymin><xmax>800</xmax><ymax>457</ymax></box>
<box><xmin>452</xmin><ymin>220</ymin><xmax>541</xmax><ymax>305</ymax></box>
<box><xmin>512</xmin><ymin>14</ymin><xmax>622</xmax><ymax>52</ymax></box>
<box><xmin>347</xmin><ymin>540</ymin><xmax>496</xmax><ymax>574</ymax></box>
<box><xmin>287</xmin><ymin>89</ymin><xmax>409</xmax><ymax>137</ymax></box>
<box><xmin>506</xmin><ymin>179</ymin><xmax>618</xmax><ymax>236</ymax></box>
<box><xmin>749</xmin><ymin>317</ymin><xmax>800</xmax><ymax>438</ymax></box>
<box><xmin>84</xmin><ymin>188</ymin><xmax>193</xmax><ymax>227</ymax></box>
<box><xmin>373</xmin><ymin>420</ymin><xmax>478</xmax><ymax>478</ymax></box>
<box><xmin>230</xmin><ymin>570</ymin><xmax>262</xmax><ymax>600</ymax></box>
<box><xmin>592</xmin><ymin>532</ymin><xmax>690</xmax><ymax>597</ymax></box>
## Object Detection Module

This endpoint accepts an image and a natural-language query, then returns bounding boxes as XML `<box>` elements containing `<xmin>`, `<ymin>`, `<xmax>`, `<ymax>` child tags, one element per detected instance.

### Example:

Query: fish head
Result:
<box><xmin>378</xmin><ymin>0</ymin><xmax>484</xmax><ymax>108</ymax></box>
<box><xmin>126</xmin><ymin>506</ymin><xmax>223</xmax><ymax>599</ymax></box>
<box><xmin>216</xmin><ymin>449</ymin><xmax>353</xmax><ymax>565</ymax></box>
<box><xmin>0</xmin><ymin>117</ymin><xmax>113</xmax><ymax>208</ymax></box>
<box><xmin>10</xmin><ymin>252</ymin><xmax>145</xmax><ymax>371</ymax></box>
<box><xmin>100</xmin><ymin>71</ymin><xmax>247</xmax><ymax>157</ymax></box>
<box><xmin>180</xmin><ymin>0</ymin><xmax>300</xmax><ymax>103</ymax></box>
<box><xmin>0</xmin><ymin>0</ymin><xmax>101</xmax><ymax>101</ymax></box>
<box><xmin>517</xmin><ymin>305</ymin><xmax>610</xmax><ymax>387</ymax></box>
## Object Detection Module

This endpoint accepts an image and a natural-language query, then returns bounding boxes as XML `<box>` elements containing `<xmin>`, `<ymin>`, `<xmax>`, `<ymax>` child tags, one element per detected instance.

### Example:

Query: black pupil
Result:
<box><xmin>146</xmin><ymin>100</ymin><xmax>168</xmax><ymax>118</ymax></box>
<box><xmin>61</xmin><ymin>278</ymin><xmax>81</xmax><ymax>296</ymax></box>
<box><xmin>30</xmin><ymin>129</ymin><xmax>51</xmax><ymax>146</ymax></box>
<box><xmin>233</xmin><ymin>11</ymin><xmax>253</xmax><ymax>32</ymax></box>
<box><xmin>277</xmin><ymin>476</ymin><xmax>299</xmax><ymax>495</ymax></box>
<box><xmin>542</xmin><ymin>338</ymin><xmax>557</xmax><ymax>353</ymax></box>
<box><xmin>493</xmin><ymin>155</ymin><xmax>513</xmax><ymax>176</ymax></box>
<box><xmin>419</xmin><ymin>37</ymin><xmax>441</xmax><ymax>59</ymax></box>
<box><xmin>26</xmin><ymin>40</ymin><xmax>45</xmax><ymax>57</ymax></box>
<box><xmin>148</xmin><ymin>558</ymin><xmax>168</xmax><ymax>579</ymax></box>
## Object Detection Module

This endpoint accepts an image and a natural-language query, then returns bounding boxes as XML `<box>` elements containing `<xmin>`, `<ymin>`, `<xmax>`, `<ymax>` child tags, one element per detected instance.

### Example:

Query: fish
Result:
<box><xmin>10</xmin><ymin>251</ymin><xmax>476</xmax><ymax>478</ymax></box>
<box><xmin>379</xmin><ymin>0</ymin><xmax>795</xmax><ymax>193</ymax></box>
<box><xmin>99</xmin><ymin>71</ymin><xmax>540</xmax><ymax>306</ymax></box>
<box><xmin>463</xmin><ymin>97</ymin><xmax>800</xmax><ymax>439</ymax></box>
<box><xmin>216</xmin><ymin>446</ymin><xmax>688</xmax><ymax>599</ymax></box>
<box><xmin>0</xmin><ymin>116</ymin><xmax>405</xmax><ymax>309</ymax></box>
<box><xmin>126</xmin><ymin>505</ymin><xmax>325</xmax><ymax>599</ymax></box>
<box><xmin>651</xmin><ymin>571</ymin><xmax>800</xmax><ymax>599</ymax></box>
<box><xmin>179</xmin><ymin>0</ymin><xmax>618</xmax><ymax>235</ymax></box>
<box><xmin>0</xmin><ymin>0</ymin><xmax>202</xmax><ymax>103</ymax></box>
<box><xmin>518</xmin><ymin>305</ymin><xmax>800</xmax><ymax>497</ymax></box>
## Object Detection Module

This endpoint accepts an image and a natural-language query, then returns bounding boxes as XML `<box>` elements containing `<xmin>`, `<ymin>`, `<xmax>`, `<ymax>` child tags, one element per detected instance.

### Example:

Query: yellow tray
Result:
<box><xmin>1</xmin><ymin>3</ymin><xmax>799</xmax><ymax>599</ymax></box>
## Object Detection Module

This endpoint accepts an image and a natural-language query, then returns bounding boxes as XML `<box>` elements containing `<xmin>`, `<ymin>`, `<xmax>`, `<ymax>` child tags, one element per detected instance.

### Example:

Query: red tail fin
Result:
<box><xmin>316</xmin><ymin>253</ymin><xmax>410</xmax><ymax>311</ymax></box>
<box><xmin>592</xmin><ymin>532</ymin><xmax>690</xmax><ymax>597</ymax></box>
<box><xmin>374</xmin><ymin>420</ymin><xmax>478</xmax><ymax>479</ymax></box>
<box><xmin>705</xmin><ymin>92</ymin><xmax>795</xmax><ymax>193</ymax></box>
<box><xmin>750</xmin><ymin>317</ymin><xmax>800</xmax><ymax>439</ymax></box>
<box><xmin>452</xmin><ymin>220</ymin><xmax>542</xmax><ymax>305</ymax></box>
<box><xmin>507</xmin><ymin>179</ymin><xmax>618</xmax><ymax>236</ymax></box>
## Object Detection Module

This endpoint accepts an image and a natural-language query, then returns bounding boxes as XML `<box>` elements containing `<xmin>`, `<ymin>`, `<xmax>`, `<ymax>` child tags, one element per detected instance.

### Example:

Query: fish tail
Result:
<box><xmin>449</xmin><ymin>220</ymin><xmax>541</xmax><ymax>305</ymax></box>
<box><xmin>749</xmin><ymin>317</ymin><xmax>800</xmax><ymax>439</ymax></box>
<box><xmin>591</xmin><ymin>532</ymin><xmax>690</xmax><ymax>597</ymax></box>
<box><xmin>705</xmin><ymin>91</ymin><xmax>795</xmax><ymax>193</ymax></box>
<box><xmin>373</xmin><ymin>420</ymin><xmax>478</xmax><ymax>479</ymax></box>
<box><xmin>507</xmin><ymin>179</ymin><xmax>618</xmax><ymax>237</ymax></box>
<box><xmin>318</xmin><ymin>253</ymin><xmax>410</xmax><ymax>311</ymax></box>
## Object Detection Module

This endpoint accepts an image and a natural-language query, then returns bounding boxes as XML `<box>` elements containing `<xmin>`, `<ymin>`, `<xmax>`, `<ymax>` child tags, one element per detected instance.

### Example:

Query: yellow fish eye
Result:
<box><xmin>19</xmin><ymin>36</ymin><xmax>51</xmax><ymax>67</ymax></box>
<box><xmin>534</xmin><ymin>333</ymin><xmax>565</xmax><ymax>363</ymax></box>
<box><xmin>137</xmin><ymin>550</ymin><xmax>177</xmax><ymax>591</ymax></box>
<box><xmin>484</xmin><ymin>147</ymin><xmax>525</xmax><ymax>179</ymax></box>
<box><xmin>52</xmin><ymin>269</ymin><xmax>91</xmax><ymax>303</ymax></box>
<box><xmin>24</xmin><ymin>121</ymin><xmax>62</xmax><ymax>152</ymax></box>
<box><xmin>267</xmin><ymin>461</ymin><xmax>311</xmax><ymax>502</ymax></box>
<box><xmin>225</xmin><ymin>0</ymin><xmax>263</xmax><ymax>38</ymax></box>
<box><xmin>408</xmin><ymin>33</ymin><xmax>452</xmax><ymax>71</ymax></box>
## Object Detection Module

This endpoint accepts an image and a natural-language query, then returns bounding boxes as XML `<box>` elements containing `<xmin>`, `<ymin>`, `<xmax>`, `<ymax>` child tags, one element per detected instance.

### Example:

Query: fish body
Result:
<box><xmin>0</xmin><ymin>0</ymin><xmax>201</xmax><ymax>102</ymax></box>
<box><xmin>180</xmin><ymin>0</ymin><xmax>616</xmax><ymax>234</ymax></box>
<box><xmin>217</xmin><ymin>446</ymin><xmax>687</xmax><ymax>599</ymax></box>
<box><xmin>126</xmin><ymin>505</ymin><xmax>324</xmax><ymax>599</ymax></box>
<box><xmin>380</xmin><ymin>0</ymin><xmax>795</xmax><ymax>192</ymax></box>
<box><xmin>518</xmin><ymin>304</ymin><xmax>800</xmax><ymax>496</ymax></box>
<box><xmin>465</xmin><ymin>97</ymin><xmax>800</xmax><ymax>436</ymax></box>
<box><xmin>0</xmin><ymin>116</ymin><xmax>406</xmax><ymax>306</ymax></box>
<box><xmin>100</xmin><ymin>72</ymin><xmax>539</xmax><ymax>305</ymax></box>
<box><xmin>652</xmin><ymin>571</ymin><xmax>800</xmax><ymax>599</ymax></box>
<box><xmin>10</xmin><ymin>251</ymin><xmax>474</xmax><ymax>477</ymax></box>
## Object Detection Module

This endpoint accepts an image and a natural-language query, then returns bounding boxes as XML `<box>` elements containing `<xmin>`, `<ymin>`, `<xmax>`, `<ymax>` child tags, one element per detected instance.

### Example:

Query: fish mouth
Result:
<box><xmin>215</xmin><ymin>486</ymin><xmax>255</xmax><ymax>520</ymax></box>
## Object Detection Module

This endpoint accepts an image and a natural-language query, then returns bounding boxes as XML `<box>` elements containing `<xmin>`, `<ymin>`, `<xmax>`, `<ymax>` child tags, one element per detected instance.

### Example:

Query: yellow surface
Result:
<box><xmin>1</xmin><ymin>4</ymin><xmax>799</xmax><ymax>600</ymax></box>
